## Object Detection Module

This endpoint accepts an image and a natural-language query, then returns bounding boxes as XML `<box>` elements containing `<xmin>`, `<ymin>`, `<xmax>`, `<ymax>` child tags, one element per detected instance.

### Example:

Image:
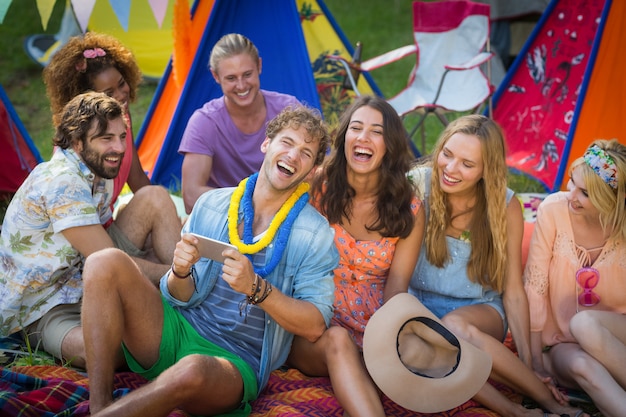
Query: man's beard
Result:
<box><xmin>81</xmin><ymin>147</ymin><xmax>122</xmax><ymax>179</ymax></box>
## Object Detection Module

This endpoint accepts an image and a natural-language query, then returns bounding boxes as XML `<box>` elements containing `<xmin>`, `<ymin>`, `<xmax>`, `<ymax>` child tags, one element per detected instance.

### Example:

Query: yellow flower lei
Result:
<box><xmin>228</xmin><ymin>177</ymin><xmax>310</xmax><ymax>254</ymax></box>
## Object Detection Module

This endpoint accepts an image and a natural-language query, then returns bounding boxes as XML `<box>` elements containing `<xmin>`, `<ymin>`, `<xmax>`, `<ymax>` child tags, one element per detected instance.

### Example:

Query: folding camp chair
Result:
<box><xmin>331</xmin><ymin>0</ymin><xmax>494</xmax><ymax>154</ymax></box>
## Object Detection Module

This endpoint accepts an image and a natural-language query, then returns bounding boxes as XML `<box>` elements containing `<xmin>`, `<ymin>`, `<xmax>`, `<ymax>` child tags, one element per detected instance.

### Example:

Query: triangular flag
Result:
<box><xmin>108</xmin><ymin>0</ymin><xmax>130</xmax><ymax>31</ymax></box>
<box><xmin>35</xmin><ymin>0</ymin><xmax>56</xmax><ymax>30</ymax></box>
<box><xmin>148</xmin><ymin>0</ymin><xmax>169</xmax><ymax>28</ymax></box>
<box><xmin>71</xmin><ymin>0</ymin><xmax>96</xmax><ymax>33</ymax></box>
<box><xmin>0</xmin><ymin>0</ymin><xmax>12</xmax><ymax>24</ymax></box>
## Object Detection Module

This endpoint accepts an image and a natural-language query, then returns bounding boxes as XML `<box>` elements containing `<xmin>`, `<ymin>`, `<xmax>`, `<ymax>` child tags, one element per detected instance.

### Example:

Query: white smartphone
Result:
<box><xmin>189</xmin><ymin>233</ymin><xmax>237</xmax><ymax>263</ymax></box>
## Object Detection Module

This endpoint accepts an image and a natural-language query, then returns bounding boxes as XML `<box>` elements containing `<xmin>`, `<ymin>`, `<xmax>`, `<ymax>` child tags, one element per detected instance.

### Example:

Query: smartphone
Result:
<box><xmin>189</xmin><ymin>233</ymin><xmax>237</xmax><ymax>263</ymax></box>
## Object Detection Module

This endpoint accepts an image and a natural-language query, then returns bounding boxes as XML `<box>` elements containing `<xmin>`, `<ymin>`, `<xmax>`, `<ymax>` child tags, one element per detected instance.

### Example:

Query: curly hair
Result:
<box><xmin>43</xmin><ymin>32</ymin><xmax>142</xmax><ymax>126</ymax></box>
<box><xmin>265</xmin><ymin>105</ymin><xmax>330</xmax><ymax>166</ymax></box>
<box><xmin>54</xmin><ymin>91</ymin><xmax>126</xmax><ymax>150</ymax></box>
<box><xmin>570</xmin><ymin>139</ymin><xmax>626</xmax><ymax>242</ymax></box>
<box><xmin>425</xmin><ymin>115</ymin><xmax>509</xmax><ymax>292</ymax></box>
<box><xmin>313</xmin><ymin>95</ymin><xmax>416</xmax><ymax>238</ymax></box>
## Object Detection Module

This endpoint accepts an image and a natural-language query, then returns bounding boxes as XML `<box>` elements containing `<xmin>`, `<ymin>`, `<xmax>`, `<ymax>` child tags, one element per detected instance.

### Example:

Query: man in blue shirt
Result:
<box><xmin>82</xmin><ymin>105</ymin><xmax>338</xmax><ymax>417</ymax></box>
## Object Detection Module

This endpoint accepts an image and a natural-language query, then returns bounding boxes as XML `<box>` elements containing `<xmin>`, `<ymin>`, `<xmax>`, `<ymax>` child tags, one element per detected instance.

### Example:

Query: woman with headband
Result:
<box><xmin>524</xmin><ymin>139</ymin><xmax>626</xmax><ymax>417</ymax></box>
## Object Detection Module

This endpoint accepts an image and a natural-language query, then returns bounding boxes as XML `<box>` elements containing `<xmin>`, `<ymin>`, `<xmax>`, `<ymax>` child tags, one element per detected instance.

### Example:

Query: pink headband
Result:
<box><xmin>75</xmin><ymin>48</ymin><xmax>106</xmax><ymax>73</ymax></box>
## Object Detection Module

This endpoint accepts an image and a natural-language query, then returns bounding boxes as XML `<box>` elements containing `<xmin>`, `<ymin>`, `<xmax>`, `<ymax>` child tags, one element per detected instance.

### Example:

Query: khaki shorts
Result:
<box><xmin>107</xmin><ymin>222</ymin><xmax>147</xmax><ymax>258</ymax></box>
<box><xmin>26</xmin><ymin>223</ymin><xmax>144</xmax><ymax>361</ymax></box>
<box><xmin>26</xmin><ymin>302</ymin><xmax>81</xmax><ymax>361</ymax></box>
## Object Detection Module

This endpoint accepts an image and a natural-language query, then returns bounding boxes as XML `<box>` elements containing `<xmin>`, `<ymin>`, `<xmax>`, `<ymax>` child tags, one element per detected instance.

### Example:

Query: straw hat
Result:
<box><xmin>363</xmin><ymin>293</ymin><xmax>492</xmax><ymax>413</ymax></box>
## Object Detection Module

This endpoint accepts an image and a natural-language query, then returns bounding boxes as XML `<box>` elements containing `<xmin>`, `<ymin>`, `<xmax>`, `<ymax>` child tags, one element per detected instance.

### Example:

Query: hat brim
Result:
<box><xmin>363</xmin><ymin>293</ymin><xmax>492</xmax><ymax>413</ymax></box>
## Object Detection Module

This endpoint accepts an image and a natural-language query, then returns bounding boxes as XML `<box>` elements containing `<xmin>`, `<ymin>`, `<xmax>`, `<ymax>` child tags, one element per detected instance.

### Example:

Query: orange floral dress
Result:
<box><xmin>329</xmin><ymin>196</ymin><xmax>420</xmax><ymax>349</ymax></box>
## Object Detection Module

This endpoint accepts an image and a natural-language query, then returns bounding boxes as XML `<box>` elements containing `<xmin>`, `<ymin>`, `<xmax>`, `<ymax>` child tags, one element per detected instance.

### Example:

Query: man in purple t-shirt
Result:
<box><xmin>178</xmin><ymin>33</ymin><xmax>301</xmax><ymax>213</ymax></box>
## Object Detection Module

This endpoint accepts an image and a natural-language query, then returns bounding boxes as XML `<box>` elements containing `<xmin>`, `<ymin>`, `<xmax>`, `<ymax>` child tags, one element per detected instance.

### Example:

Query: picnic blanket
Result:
<box><xmin>0</xmin><ymin>364</ymin><xmax>519</xmax><ymax>417</ymax></box>
<box><xmin>0</xmin><ymin>333</ymin><xmax>523</xmax><ymax>416</ymax></box>
<box><xmin>0</xmin><ymin>195</ymin><xmax>546</xmax><ymax>416</ymax></box>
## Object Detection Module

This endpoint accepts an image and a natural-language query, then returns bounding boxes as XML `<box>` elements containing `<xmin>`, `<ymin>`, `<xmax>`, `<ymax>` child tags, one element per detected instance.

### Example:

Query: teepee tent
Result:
<box><xmin>493</xmin><ymin>0</ymin><xmax>624</xmax><ymax>192</ymax></box>
<box><xmin>136</xmin><ymin>0</ymin><xmax>382</xmax><ymax>191</ymax></box>
<box><xmin>0</xmin><ymin>84</ymin><xmax>43</xmax><ymax>198</ymax></box>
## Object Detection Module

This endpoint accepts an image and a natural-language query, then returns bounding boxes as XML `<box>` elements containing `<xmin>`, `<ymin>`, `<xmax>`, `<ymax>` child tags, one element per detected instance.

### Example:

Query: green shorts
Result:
<box><xmin>122</xmin><ymin>298</ymin><xmax>258</xmax><ymax>416</ymax></box>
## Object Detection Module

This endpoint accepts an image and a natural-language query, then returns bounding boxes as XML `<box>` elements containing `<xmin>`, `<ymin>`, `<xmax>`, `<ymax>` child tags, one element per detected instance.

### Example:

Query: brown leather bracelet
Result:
<box><xmin>170</xmin><ymin>263</ymin><xmax>192</xmax><ymax>279</ymax></box>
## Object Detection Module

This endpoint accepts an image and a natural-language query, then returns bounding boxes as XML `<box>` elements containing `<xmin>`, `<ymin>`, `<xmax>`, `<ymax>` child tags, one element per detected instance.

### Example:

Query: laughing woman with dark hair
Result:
<box><xmin>288</xmin><ymin>95</ymin><xmax>425</xmax><ymax>417</ymax></box>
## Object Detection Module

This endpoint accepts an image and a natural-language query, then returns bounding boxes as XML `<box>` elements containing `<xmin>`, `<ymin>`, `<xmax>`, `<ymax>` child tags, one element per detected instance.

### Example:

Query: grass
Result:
<box><xmin>0</xmin><ymin>332</ymin><xmax>59</xmax><ymax>368</ymax></box>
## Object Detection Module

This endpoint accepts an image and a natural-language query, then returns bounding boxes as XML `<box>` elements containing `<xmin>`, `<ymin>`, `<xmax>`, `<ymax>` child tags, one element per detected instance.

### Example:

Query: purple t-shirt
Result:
<box><xmin>178</xmin><ymin>90</ymin><xmax>301</xmax><ymax>188</ymax></box>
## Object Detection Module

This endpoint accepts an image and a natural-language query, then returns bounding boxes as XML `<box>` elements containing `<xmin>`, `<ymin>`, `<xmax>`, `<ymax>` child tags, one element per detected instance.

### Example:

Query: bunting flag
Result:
<box><xmin>35</xmin><ymin>0</ymin><xmax>56</xmax><ymax>30</ymax></box>
<box><xmin>87</xmin><ymin>0</ymin><xmax>183</xmax><ymax>79</ymax></box>
<box><xmin>0</xmin><ymin>0</ymin><xmax>170</xmax><ymax>32</ymax></box>
<box><xmin>0</xmin><ymin>0</ymin><xmax>12</xmax><ymax>24</ymax></box>
<box><xmin>148</xmin><ymin>0</ymin><xmax>168</xmax><ymax>27</ymax></box>
<box><xmin>108</xmin><ymin>0</ymin><xmax>131</xmax><ymax>31</ymax></box>
<box><xmin>70</xmin><ymin>0</ymin><xmax>97</xmax><ymax>32</ymax></box>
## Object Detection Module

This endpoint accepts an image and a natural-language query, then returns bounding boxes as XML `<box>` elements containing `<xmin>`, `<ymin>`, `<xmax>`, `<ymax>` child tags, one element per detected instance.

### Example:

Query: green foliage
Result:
<box><xmin>0</xmin><ymin>197</ymin><xmax>9</xmax><ymax>225</ymax></box>
<box><xmin>1</xmin><ymin>331</ymin><xmax>58</xmax><ymax>368</ymax></box>
<box><xmin>0</xmin><ymin>0</ymin><xmax>64</xmax><ymax>161</ymax></box>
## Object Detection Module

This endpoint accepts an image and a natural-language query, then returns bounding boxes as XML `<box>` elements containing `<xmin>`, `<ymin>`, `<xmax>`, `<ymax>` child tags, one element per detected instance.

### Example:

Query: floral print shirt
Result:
<box><xmin>0</xmin><ymin>148</ymin><xmax>112</xmax><ymax>336</ymax></box>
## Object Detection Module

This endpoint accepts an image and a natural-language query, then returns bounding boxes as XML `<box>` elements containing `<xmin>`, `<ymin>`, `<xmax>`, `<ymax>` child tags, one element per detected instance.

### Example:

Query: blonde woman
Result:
<box><xmin>409</xmin><ymin>115</ymin><xmax>586</xmax><ymax>416</ymax></box>
<box><xmin>525</xmin><ymin>139</ymin><xmax>626</xmax><ymax>417</ymax></box>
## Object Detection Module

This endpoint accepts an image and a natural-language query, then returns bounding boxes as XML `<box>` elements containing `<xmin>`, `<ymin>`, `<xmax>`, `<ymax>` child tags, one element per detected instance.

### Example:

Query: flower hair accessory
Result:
<box><xmin>83</xmin><ymin>48</ymin><xmax>106</xmax><ymax>59</ymax></box>
<box><xmin>583</xmin><ymin>144</ymin><xmax>618</xmax><ymax>189</ymax></box>
<box><xmin>75</xmin><ymin>48</ymin><xmax>106</xmax><ymax>73</ymax></box>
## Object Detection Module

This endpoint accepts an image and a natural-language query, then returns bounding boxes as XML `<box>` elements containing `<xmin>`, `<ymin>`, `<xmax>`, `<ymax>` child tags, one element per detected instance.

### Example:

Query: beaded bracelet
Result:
<box><xmin>249</xmin><ymin>273</ymin><xmax>260</xmax><ymax>298</ymax></box>
<box><xmin>254</xmin><ymin>280</ymin><xmax>273</xmax><ymax>305</ymax></box>
<box><xmin>249</xmin><ymin>277</ymin><xmax>272</xmax><ymax>305</ymax></box>
<box><xmin>238</xmin><ymin>276</ymin><xmax>273</xmax><ymax>320</ymax></box>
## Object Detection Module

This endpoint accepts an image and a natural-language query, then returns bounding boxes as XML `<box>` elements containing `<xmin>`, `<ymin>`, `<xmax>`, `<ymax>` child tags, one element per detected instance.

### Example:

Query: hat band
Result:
<box><xmin>397</xmin><ymin>317</ymin><xmax>462</xmax><ymax>379</ymax></box>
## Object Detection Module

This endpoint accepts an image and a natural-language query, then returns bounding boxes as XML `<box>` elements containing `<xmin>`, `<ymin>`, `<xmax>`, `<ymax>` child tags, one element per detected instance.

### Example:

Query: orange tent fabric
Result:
<box><xmin>566</xmin><ymin>0</ymin><xmax>626</xmax><ymax>189</ymax></box>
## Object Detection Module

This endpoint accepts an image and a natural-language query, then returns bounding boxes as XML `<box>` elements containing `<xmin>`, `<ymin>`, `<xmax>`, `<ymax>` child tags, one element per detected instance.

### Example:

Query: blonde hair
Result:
<box><xmin>209</xmin><ymin>33</ymin><xmax>259</xmax><ymax>74</ymax></box>
<box><xmin>425</xmin><ymin>115</ymin><xmax>509</xmax><ymax>292</ymax></box>
<box><xmin>570</xmin><ymin>139</ymin><xmax>626</xmax><ymax>242</ymax></box>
